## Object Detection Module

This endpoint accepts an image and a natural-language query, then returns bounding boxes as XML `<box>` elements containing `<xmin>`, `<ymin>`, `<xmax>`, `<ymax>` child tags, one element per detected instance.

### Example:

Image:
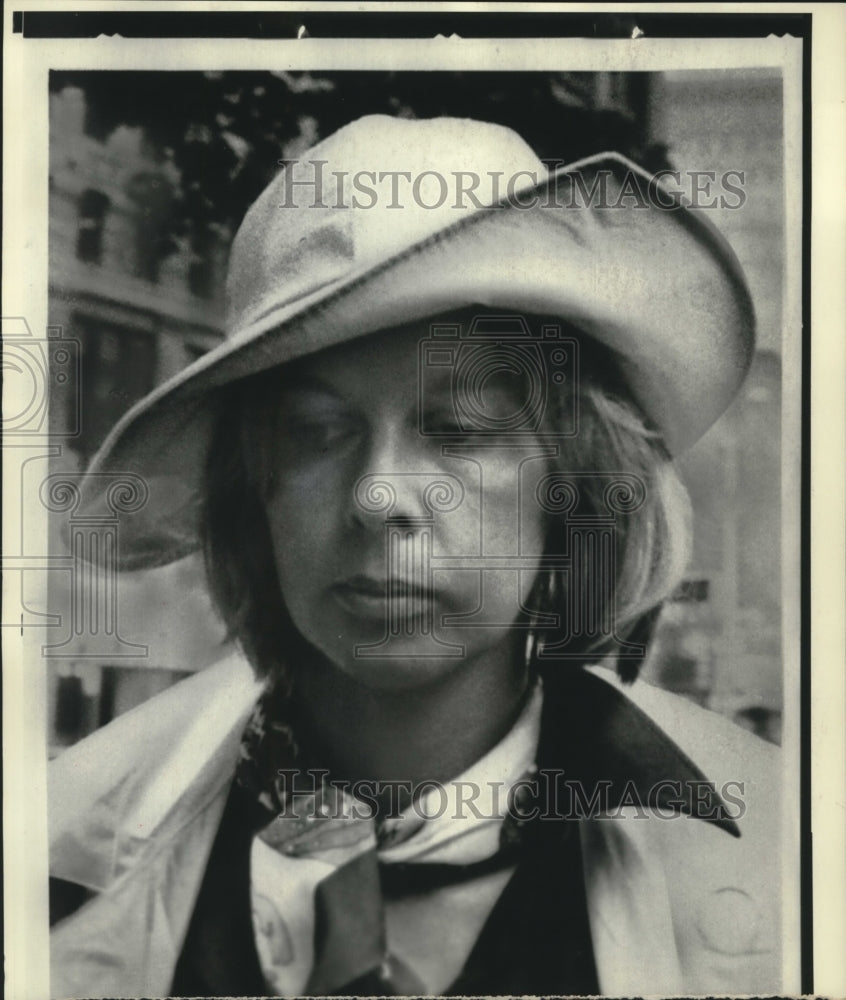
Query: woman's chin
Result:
<box><xmin>326</xmin><ymin>637</ymin><xmax>471</xmax><ymax>692</ymax></box>
<box><xmin>294</xmin><ymin>604</ymin><xmax>520</xmax><ymax>692</ymax></box>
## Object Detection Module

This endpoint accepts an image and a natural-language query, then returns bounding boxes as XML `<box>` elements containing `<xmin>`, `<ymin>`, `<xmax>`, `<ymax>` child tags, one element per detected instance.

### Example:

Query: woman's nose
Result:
<box><xmin>349</xmin><ymin>424</ymin><xmax>459</xmax><ymax>526</ymax></box>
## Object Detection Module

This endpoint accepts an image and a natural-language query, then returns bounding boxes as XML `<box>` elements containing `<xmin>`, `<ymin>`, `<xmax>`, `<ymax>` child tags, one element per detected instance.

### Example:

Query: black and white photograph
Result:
<box><xmin>3</xmin><ymin>5</ymin><xmax>844</xmax><ymax>999</ymax></box>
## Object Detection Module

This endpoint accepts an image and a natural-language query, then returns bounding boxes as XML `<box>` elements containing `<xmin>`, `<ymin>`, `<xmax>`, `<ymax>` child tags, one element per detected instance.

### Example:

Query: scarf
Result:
<box><xmin>235</xmin><ymin>677</ymin><xmax>544</xmax><ymax>995</ymax></box>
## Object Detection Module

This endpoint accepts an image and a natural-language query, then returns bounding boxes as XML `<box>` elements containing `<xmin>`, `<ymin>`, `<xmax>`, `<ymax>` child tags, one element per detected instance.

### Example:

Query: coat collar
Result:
<box><xmin>540</xmin><ymin>665</ymin><xmax>740</xmax><ymax>836</ymax></box>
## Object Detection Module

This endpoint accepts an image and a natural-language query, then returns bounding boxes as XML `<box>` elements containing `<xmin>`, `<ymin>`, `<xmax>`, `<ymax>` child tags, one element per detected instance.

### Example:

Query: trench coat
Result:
<box><xmin>49</xmin><ymin>651</ymin><xmax>786</xmax><ymax>998</ymax></box>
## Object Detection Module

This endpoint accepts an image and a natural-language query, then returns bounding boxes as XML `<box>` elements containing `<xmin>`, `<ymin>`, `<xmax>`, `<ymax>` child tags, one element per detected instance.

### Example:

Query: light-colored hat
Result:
<box><xmin>77</xmin><ymin>114</ymin><xmax>754</xmax><ymax>569</ymax></box>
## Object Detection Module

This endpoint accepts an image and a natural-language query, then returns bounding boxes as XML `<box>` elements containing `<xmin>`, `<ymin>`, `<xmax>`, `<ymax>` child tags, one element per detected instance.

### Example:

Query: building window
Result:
<box><xmin>188</xmin><ymin>255</ymin><xmax>214</xmax><ymax>299</ymax></box>
<box><xmin>76</xmin><ymin>188</ymin><xmax>110</xmax><ymax>264</ymax></box>
<box><xmin>187</xmin><ymin>228</ymin><xmax>216</xmax><ymax>299</ymax></box>
<box><xmin>125</xmin><ymin>171</ymin><xmax>174</xmax><ymax>284</ymax></box>
<box><xmin>74</xmin><ymin>315</ymin><xmax>157</xmax><ymax>460</ymax></box>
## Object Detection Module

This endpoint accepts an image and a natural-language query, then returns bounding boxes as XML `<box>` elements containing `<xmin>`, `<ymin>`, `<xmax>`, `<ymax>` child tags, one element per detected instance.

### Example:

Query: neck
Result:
<box><xmin>291</xmin><ymin>637</ymin><xmax>530</xmax><ymax>799</ymax></box>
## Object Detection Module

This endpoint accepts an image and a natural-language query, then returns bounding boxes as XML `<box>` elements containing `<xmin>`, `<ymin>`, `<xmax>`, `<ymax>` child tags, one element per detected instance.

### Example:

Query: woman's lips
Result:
<box><xmin>331</xmin><ymin>575</ymin><xmax>437</xmax><ymax>623</ymax></box>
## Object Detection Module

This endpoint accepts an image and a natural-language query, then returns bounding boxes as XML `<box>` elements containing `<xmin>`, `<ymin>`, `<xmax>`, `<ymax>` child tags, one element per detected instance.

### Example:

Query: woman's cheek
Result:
<box><xmin>264</xmin><ymin>478</ymin><xmax>340</xmax><ymax>589</ymax></box>
<box><xmin>433</xmin><ymin>495</ymin><xmax>481</xmax><ymax>559</ymax></box>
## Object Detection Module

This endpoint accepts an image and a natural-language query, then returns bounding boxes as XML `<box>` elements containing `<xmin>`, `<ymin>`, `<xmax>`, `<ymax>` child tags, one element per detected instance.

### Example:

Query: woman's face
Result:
<box><xmin>259</xmin><ymin>311</ymin><xmax>552</xmax><ymax>691</ymax></box>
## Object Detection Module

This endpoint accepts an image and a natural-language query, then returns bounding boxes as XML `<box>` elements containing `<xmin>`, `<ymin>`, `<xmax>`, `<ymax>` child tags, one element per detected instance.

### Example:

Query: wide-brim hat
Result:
<box><xmin>75</xmin><ymin>114</ymin><xmax>754</xmax><ymax>570</ymax></box>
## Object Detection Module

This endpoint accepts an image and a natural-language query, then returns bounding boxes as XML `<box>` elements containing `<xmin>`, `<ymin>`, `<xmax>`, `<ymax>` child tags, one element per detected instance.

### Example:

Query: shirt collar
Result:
<box><xmin>379</xmin><ymin>679</ymin><xmax>544</xmax><ymax>862</ymax></box>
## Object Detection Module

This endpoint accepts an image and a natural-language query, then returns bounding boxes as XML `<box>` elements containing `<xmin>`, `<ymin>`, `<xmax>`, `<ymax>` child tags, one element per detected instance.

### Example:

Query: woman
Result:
<box><xmin>49</xmin><ymin>115</ymin><xmax>781</xmax><ymax>997</ymax></box>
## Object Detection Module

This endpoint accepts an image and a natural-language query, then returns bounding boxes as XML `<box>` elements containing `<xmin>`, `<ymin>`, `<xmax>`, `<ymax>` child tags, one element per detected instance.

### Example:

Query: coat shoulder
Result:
<box><xmin>49</xmin><ymin>650</ymin><xmax>263</xmax><ymax>891</ymax></box>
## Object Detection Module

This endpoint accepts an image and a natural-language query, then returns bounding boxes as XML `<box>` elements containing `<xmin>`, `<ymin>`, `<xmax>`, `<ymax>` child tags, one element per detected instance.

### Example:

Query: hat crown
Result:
<box><xmin>226</xmin><ymin>115</ymin><xmax>547</xmax><ymax>337</ymax></box>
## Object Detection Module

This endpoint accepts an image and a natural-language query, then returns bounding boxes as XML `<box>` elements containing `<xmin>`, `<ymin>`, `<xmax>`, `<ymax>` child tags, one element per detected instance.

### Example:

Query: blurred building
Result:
<box><xmin>45</xmin><ymin>70</ymin><xmax>786</xmax><ymax>752</ymax></box>
<box><xmin>46</xmin><ymin>87</ymin><xmax>230</xmax><ymax>755</ymax></box>
<box><xmin>49</xmin><ymin>86</ymin><xmax>228</xmax><ymax>460</ymax></box>
<box><xmin>640</xmin><ymin>350</ymin><xmax>783</xmax><ymax>745</ymax></box>
<box><xmin>639</xmin><ymin>69</ymin><xmax>784</xmax><ymax>743</ymax></box>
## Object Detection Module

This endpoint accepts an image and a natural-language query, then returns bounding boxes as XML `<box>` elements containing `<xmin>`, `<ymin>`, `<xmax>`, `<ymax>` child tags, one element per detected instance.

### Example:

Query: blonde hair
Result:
<box><xmin>583</xmin><ymin>386</ymin><xmax>691</xmax><ymax>632</ymax></box>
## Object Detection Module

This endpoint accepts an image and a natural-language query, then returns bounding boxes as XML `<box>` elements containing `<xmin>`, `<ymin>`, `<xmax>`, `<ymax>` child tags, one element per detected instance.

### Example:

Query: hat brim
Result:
<box><xmin>78</xmin><ymin>153</ymin><xmax>754</xmax><ymax>570</ymax></box>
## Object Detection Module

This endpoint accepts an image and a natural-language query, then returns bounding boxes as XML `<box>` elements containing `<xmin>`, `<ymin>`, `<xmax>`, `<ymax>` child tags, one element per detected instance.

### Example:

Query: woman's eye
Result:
<box><xmin>287</xmin><ymin>416</ymin><xmax>353</xmax><ymax>451</ymax></box>
<box><xmin>274</xmin><ymin>392</ymin><xmax>359</xmax><ymax>458</ymax></box>
<box><xmin>424</xmin><ymin>415</ymin><xmax>499</xmax><ymax>447</ymax></box>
